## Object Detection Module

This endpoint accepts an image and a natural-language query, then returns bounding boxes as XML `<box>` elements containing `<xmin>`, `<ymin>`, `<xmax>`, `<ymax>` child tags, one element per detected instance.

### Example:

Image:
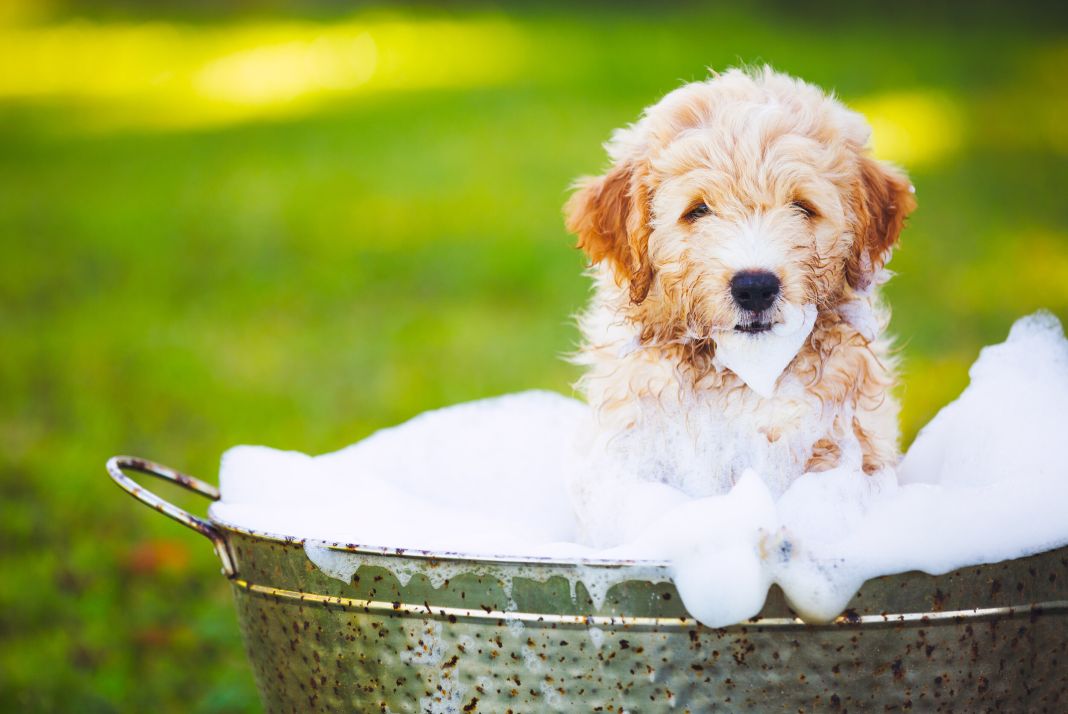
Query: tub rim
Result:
<box><xmin>209</xmin><ymin>512</ymin><xmax>675</xmax><ymax>569</ymax></box>
<box><xmin>108</xmin><ymin>455</ymin><xmax>1068</xmax><ymax>630</ymax></box>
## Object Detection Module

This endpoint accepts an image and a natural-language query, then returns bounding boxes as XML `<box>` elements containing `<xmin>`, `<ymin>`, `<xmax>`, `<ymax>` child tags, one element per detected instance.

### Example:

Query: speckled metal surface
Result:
<box><xmin>224</xmin><ymin>529</ymin><xmax>1068</xmax><ymax>713</ymax></box>
<box><xmin>109</xmin><ymin>457</ymin><xmax>1068</xmax><ymax>713</ymax></box>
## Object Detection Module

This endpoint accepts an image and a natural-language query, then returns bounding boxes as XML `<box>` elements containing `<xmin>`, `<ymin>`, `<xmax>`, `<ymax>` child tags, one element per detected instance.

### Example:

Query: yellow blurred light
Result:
<box><xmin>0</xmin><ymin>17</ymin><xmax>525</xmax><ymax>131</ymax></box>
<box><xmin>0</xmin><ymin>0</ymin><xmax>56</xmax><ymax>26</ymax></box>
<box><xmin>948</xmin><ymin>229</ymin><xmax>1068</xmax><ymax>314</ymax></box>
<box><xmin>0</xmin><ymin>21</ymin><xmax>187</xmax><ymax>99</ymax></box>
<box><xmin>850</xmin><ymin>90</ymin><xmax>964</xmax><ymax>168</ymax></box>
<box><xmin>194</xmin><ymin>33</ymin><xmax>377</xmax><ymax>105</ymax></box>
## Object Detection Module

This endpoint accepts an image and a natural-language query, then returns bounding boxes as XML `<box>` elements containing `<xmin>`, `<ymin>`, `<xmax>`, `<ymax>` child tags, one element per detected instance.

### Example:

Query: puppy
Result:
<box><xmin>566</xmin><ymin>67</ymin><xmax>915</xmax><ymax>520</ymax></box>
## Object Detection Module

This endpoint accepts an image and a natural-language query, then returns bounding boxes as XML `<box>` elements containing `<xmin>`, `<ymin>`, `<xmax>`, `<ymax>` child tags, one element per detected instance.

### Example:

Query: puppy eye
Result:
<box><xmin>791</xmin><ymin>199</ymin><xmax>818</xmax><ymax>219</ymax></box>
<box><xmin>683</xmin><ymin>202</ymin><xmax>713</xmax><ymax>223</ymax></box>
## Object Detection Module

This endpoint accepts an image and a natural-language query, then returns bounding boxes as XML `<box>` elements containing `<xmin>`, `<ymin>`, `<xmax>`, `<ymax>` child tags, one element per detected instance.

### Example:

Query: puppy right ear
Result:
<box><xmin>846</xmin><ymin>157</ymin><xmax>916</xmax><ymax>292</ymax></box>
<box><xmin>565</xmin><ymin>162</ymin><xmax>653</xmax><ymax>304</ymax></box>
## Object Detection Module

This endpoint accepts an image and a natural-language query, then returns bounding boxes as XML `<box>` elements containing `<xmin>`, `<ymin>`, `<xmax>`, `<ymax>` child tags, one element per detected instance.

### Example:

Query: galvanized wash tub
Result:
<box><xmin>108</xmin><ymin>455</ymin><xmax>1068</xmax><ymax>712</ymax></box>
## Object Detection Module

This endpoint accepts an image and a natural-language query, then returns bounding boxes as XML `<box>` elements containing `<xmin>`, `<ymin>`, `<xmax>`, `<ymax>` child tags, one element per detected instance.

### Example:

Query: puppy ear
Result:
<box><xmin>847</xmin><ymin>157</ymin><xmax>916</xmax><ymax>291</ymax></box>
<box><xmin>565</xmin><ymin>162</ymin><xmax>654</xmax><ymax>304</ymax></box>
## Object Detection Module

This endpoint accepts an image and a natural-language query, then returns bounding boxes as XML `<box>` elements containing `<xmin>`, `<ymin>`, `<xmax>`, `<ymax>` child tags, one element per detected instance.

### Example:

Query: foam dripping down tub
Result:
<box><xmin>107</xmin><ymin>456</ymin><xmax>1067</xmax><ymax>712</ymax></box>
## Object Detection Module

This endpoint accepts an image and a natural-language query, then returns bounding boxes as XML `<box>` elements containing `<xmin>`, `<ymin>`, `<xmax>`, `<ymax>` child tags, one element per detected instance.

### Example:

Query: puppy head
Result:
<box><xmin>566</xmin><ymin>67</ymin><xmax>915</xmax><ymax>343</ymax></box>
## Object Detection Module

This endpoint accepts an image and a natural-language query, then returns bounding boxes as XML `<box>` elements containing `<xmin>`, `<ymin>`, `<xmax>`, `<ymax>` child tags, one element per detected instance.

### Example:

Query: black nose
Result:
<box><xmin>730</xmin><ymin>271</ymin><xmax>781</xmax><ymax>312</ymax></box>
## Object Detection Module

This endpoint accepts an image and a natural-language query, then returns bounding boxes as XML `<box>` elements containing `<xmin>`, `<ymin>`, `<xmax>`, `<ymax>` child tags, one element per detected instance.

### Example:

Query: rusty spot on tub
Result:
<box><xmin>990</xmin><ymin>578</ymin><xmax>1002</xmax><ymax>598</ymax></box>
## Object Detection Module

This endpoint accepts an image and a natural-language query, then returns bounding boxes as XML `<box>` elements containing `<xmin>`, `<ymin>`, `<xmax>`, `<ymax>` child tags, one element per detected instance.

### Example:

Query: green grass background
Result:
<box><xmin>2</xmin><ymin>1</ymin><xmax>1066</xmax><ymax>711</ymax></box>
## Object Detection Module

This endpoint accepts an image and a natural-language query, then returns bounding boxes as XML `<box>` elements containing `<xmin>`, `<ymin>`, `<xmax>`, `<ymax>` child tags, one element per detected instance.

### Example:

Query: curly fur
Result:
<box><xmin>565</xmin><ymin>67</ymin><xmax>915</xmax><ymax>496</ymax></box>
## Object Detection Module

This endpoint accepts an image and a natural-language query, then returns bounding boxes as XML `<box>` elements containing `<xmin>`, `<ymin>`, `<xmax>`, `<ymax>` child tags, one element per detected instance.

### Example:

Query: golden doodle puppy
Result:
<box><xmin>566</xmin><ymin>67</ymin><xmax>915</xmax><ymax>504</ymax></box>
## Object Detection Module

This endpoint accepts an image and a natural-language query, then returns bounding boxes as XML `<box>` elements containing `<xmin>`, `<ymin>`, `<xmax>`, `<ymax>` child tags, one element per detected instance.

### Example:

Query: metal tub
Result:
<box><xmin>108</xmin><ymin>456</ymin><xmax>1068</xmax><ymax>712</ymax></box>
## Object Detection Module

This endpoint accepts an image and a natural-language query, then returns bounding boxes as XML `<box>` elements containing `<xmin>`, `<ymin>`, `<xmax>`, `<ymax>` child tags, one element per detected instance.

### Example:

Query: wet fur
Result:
<box><xmin>566</xmin><ymin>67</ymin><xmax>915</xmax><ymax>491</ymax></box>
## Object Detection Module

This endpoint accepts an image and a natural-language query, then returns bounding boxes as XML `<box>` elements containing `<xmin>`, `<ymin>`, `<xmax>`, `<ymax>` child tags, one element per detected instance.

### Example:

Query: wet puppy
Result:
<box><xmin>566</xmin><ymin>67</ymin><xmax>915</xmax><ymax>509</ymax></box>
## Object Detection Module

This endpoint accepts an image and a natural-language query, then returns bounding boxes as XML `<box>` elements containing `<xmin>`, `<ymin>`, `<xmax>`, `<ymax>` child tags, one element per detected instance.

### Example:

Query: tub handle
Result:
<box><xmin>106</xmin><ymin>456</ymin><xmax>236</xmax><ymax>578</ymax></box>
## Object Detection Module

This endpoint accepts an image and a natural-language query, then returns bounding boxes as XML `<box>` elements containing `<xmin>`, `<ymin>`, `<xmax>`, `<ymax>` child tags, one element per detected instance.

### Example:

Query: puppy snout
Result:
<box><xmin>730</xmin><ymin>271</ymin><xmax>780</xmax><ymax>312</ymax></box>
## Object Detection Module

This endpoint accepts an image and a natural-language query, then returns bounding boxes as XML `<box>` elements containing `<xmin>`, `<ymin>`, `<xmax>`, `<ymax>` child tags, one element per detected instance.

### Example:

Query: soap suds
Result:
<box><xmin>211</xmin><ymin>312</ymin><xmax>1068</xmax><ymax>628</ymax></box>
<box><xmin>217</xmin><ymin>390</ymin><xmax>584</xmax><ymax>556</ymax></box>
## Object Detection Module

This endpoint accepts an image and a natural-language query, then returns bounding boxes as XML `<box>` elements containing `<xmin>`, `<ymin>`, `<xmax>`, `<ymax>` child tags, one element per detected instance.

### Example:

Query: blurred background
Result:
<box><xmin>2</xmin><ymin>0</ymin><xmax>1066</xmax><ymax>710</ymax></box>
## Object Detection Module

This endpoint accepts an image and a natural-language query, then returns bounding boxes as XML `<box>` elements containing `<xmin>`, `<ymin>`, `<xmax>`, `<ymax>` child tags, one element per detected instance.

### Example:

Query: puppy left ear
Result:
<box><xmin>847</xmin><ymin>157</ymin><xmax>916</xmax><ymax>291</ymax></box>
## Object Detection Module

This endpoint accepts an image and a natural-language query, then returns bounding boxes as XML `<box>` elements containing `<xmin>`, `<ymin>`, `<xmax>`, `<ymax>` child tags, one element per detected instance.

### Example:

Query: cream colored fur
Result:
<box><xmin>566</xmin><ymin>67</ymin><xmax>915</xmax><ymax>501</ymax></box>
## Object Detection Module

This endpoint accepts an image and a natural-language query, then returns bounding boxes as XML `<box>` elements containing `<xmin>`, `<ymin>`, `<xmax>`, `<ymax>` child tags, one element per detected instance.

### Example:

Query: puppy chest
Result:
<box><xmin>625</xmin><ymin>391</ymin><xmax>833</xmax><ymax>497</ymax></box>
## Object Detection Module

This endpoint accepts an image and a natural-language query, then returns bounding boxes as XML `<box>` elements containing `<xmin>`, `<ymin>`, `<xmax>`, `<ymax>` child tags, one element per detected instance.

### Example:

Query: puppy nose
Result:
<box><xmin>730</xmin><ymin>271</ymin><xmax>780</xmax><ymax>312</ymax></box>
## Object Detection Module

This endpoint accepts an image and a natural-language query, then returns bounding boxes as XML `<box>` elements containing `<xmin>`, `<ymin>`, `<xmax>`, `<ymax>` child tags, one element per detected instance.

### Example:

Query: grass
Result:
<box><xmin>1</xmin><ymin>2</ymin><xmax>1066</xmax><ymax>711</ymax></box>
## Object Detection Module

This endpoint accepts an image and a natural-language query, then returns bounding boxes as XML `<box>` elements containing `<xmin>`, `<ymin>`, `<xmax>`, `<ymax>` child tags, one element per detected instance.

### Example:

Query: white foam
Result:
<box><xmin>648</xmin><ymin>471</ymin><xmax>778</xmax><ymax>627</ymax></box>
<box><xmin>898</xmin><ymin>311</ymin><xmax>1068</xmax><ymax>487</ymax></box>
<box><xmin>214</xmin><ymin>390</ymin><xmax>586</xmax><ymax>555</ymax></box>
<box><xmin>712</xmin><ymin>302</ymin><xmax>817</xmax><ymax>398</ymax></box>
<box><xmin>212</xmin><ymin>312</ymin><xmax>1068</xmax><ymax>629</ymax></box>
